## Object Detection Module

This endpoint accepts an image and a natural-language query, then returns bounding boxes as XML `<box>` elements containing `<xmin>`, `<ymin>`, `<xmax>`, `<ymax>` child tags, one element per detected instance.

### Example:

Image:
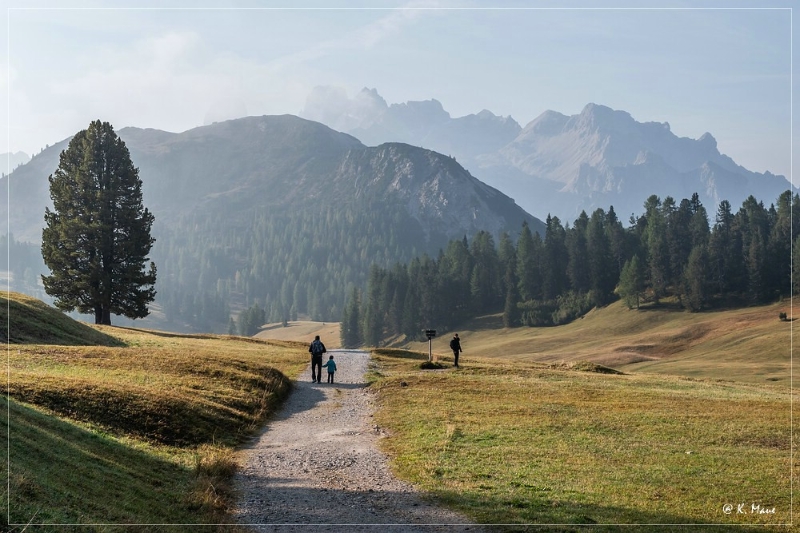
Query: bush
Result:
<box><xmin>779</xmin><ymin>312</ymin><xmax>788</xmax><ymax>321</ymax></box>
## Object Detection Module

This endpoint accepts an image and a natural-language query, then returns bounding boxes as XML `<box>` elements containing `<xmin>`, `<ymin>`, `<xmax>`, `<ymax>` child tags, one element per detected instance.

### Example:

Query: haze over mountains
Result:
<box><xmin>3</xmin><ymin>115</ymin><xmax>539</xmax><ymax>244</ymax></box>
<box><xmin>0</xmin><ymin>151</ymin><xmax>31</xmax><ymax>175</ymax></box>
<box><xmin>301</xmin><ymin>87</ymin><xmax>794</xmax><ymax>221</ymax></box>
<box><xmin>2</xmin><ymin>115</ymin><xmax>541</xmax><ymax>331</ymax></box>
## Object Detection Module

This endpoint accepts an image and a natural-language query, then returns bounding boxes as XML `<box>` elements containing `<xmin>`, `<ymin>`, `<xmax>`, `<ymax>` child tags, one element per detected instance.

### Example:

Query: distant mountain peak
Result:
<box><xmin>356</xmin><ymin>87</ymin><xmax>388</xmax><ymax>108</ymax></box>
<box><xmin>698</xmin><ymin>132</ymin><xmax>717</xmax><ymax>149</ymax></box>
<box><xmin>389</xmin><ymin>98</ymin><xmax>450</xmax><ymax>120</ymax></box>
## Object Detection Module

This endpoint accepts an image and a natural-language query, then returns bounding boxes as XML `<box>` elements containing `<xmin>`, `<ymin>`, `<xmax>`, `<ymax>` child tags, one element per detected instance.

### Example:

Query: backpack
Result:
<box><xmin>311</xmin><ymin>339</ymin><xmax>325</xmax><ymax>356</ymax></box>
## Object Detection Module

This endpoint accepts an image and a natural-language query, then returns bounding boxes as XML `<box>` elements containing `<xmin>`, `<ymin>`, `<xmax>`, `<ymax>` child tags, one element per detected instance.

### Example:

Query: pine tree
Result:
<box><xmin>516</xmin><ymin>221</ymin><xmax>539</xmax><ymax>301</ymax></box>
<box><xmin>542</xmin><ymin>215</ymin><xmax>568</xmax><ymax>300</ymax></box>
<box><xmin>41</xmin><ymin>120</ymin><xmax>156</xmax><ymax>325</ymax></box>
<box><xmin>643</xmin><ymin>195</ymin><xmax>668</xmax><ymax>303</ymax></box>
<box><xmin>684</xmin><ymin>244</ymin><xmax>709</xmax><ymax>311</ymax></box>
<box><xmin>566</xmin><ymin>211</ymin><xmax>590</xmax><ymax>293</ymax></box>
<box><xmin>341</xmin><ymin>287</ymin><xmax>363</xmax><ymax>348</ymax></box>
<box><xmin>586</xmin><ymin>208</ymin><xmax>614</xmax><ymax>306</ymax></box>
<box><xmin>618</xmin><ymin>254</ymin><xmax>645</xmax><ymax>309</ymax></box>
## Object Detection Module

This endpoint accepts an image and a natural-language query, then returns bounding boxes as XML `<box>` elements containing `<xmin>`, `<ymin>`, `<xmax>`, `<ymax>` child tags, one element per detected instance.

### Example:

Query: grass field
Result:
<box><xmin>369</xmin><ymin>349</ymin><xmax>794</xmax><ymax>531</ymax></box>
<box><xmin>255</xmin><ymin>320</ymin><xmax>341</xmax><ymax>348</ymax></box>
<box><xmin>401</xmin><ymin>299</ymin><xmax>793</xmax><ymax>385</ymax></box>
<box><xmin>2</xmin><ymin>292</ymin><xmax>309</xmax><ymax>530</ymax></box>
<box><xmin>5</xmin><ymin>291</ymin><xmax>795</xmax><ymax>530</ymax></box>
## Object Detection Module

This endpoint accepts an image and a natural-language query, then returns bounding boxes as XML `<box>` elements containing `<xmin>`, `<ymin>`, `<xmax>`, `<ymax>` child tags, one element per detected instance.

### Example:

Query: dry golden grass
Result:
<box><xmin>255</xmin><ymin>320</ymin><xmax>341</xmax><ymax>348</ymax></box>
<box><xmin>3</xmin><ymin>292</ymin><xmax>309</xmax><ymax>528</ymax></box>
<box><xmin>370</xmin><ymin>349</ymin><xmax>794</xmax><ymax>529</ymax></box>
<box><xmin>400</xmin><ymin>300</ymin><xmax>793</xmax><ymax>385</ymax></box>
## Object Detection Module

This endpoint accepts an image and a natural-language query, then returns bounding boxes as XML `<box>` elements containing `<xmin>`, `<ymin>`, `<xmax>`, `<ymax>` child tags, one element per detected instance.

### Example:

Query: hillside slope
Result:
<box><xmin>2</xmin><ymin>291</ymin><xmax>122</xmax><ymax>346</ymax></box>
<box><xmin>402</xmin><ymin>299</ymin><xmax>793</xmax><ymax>385</ymax></box>
<box><xmin>1</xmin><ymin>115</ymin><xmax>544</xmax><ymax>332</ymax></box>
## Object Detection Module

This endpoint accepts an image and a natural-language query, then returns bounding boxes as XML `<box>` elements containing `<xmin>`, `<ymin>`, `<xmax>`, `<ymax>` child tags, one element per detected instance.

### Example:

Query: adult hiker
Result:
<box><xmin>450</xmin><ymin>333</ymin><xmax>462</xmax><ymax>368</ymax></box>
<box><xmin>309</xmin><ymin>335</ymin><xmax>327</xmax><ymax>383</ymax></box>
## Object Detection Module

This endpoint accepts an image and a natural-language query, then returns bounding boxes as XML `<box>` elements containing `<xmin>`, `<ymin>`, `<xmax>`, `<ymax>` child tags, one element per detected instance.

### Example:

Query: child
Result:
<box><xmin>322</xmin><ymin>355</ymin><xmax>337</xmax><ymax>384</ymax></box>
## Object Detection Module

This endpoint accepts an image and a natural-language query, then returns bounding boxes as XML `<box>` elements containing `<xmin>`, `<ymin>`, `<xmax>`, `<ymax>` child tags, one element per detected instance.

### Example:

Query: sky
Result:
<box><xmin>1</xmin><ymin>0</ymin><xmax>795</xmax><ymax>184</ymax></box>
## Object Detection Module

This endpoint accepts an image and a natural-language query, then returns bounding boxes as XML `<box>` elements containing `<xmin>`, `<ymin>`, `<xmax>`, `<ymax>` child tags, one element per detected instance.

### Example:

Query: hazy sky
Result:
<box><xmin>1</xmin><ymin>0</ymin><xmax>795</xmax><ymax>183</ymax></box>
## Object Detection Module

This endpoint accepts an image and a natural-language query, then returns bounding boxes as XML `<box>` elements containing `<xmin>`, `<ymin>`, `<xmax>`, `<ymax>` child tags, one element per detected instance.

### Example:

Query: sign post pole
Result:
<box><xmin>424</xmin><ymin>329</ymin><xmax>437</xmax><ymax>362</ymax></box>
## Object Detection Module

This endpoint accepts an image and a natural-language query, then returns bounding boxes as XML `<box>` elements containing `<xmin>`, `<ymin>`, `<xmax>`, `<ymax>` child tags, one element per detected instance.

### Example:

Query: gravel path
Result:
<box><xmin>233</xmin><ymin>350</ymin><xmax>483</xmax><ymax>532</ymax></box>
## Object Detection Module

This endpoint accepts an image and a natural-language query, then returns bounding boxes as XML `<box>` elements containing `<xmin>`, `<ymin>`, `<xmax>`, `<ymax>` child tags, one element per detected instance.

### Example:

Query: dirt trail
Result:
<box><xmin>234</xmin><ymin>350</ymin><xmax>482</xmax><ymax>532</ymax></box>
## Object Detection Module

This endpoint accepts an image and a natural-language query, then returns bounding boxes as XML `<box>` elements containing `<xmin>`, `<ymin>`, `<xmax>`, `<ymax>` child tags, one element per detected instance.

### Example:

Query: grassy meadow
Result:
<box><xmin>369</xmin><ymin>349</ymin><xmax>793</xmax><ymax>531</ymax></box>
<box><xmin>401</xmin><ymin>299</ymin><xmax>793</xmax><ymax>385</ymax></box>
<box><xmin>3</xmin><ymin>292</ymin><xmax>308</xmax><ymax>531</ymax></box>
<box><xmin>254</xmin><ymin>319</ymin><xmax>341</xmax><ymax>348</ymax></box>
<box><xmin>4</xmin><ymin>290</ymin><xmax>795</xmax><ymax>531</ymax></box>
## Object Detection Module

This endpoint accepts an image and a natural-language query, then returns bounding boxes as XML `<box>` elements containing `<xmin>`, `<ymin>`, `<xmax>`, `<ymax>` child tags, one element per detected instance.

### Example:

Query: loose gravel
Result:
<box><xmin>233</xmin><ymin>350</ymin><xmax>484</xmax><ymax>532</ymax></box>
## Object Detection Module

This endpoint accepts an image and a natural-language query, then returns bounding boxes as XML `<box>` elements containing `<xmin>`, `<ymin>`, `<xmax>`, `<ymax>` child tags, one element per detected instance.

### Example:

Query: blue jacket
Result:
<box><xmin>322</xmin><ymin>359</ymin><xmax>337</xmax><ymax>372</ymax></box>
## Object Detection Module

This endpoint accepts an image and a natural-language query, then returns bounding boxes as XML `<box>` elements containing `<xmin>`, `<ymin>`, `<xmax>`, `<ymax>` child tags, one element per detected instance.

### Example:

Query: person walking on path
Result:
<box><xmin>322</xmin><ymin>354</ymin><xmax>337</xmax><ymax>383</ymax></box>
<box><xmin>449</xmin><ymin>333</ymin><xmax>462</xmax><ymax>368</ymax></box>
<box><xmin>309</xmin><ymin>335</ymin><xmax>327</xmax><ymax>383</ymax></box>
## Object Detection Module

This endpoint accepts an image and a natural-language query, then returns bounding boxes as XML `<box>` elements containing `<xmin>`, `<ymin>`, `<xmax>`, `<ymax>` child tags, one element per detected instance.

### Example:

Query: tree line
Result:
<box><xmin>151</xmin><ymin>201</ymin><xmax>431</xmax><ymax>333</ymax></box>
<box><xmin>341</xmin><ymin>191</ymin><xmax>798</xmax><ymax>347</ymax></box>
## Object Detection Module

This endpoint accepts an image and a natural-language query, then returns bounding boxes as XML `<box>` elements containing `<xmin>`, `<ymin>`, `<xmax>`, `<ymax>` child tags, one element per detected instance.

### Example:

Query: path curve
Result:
<box><xmin>233</xmin><ymin>350</ymin><xmax>483</xmax><ymax>531</ymax></box>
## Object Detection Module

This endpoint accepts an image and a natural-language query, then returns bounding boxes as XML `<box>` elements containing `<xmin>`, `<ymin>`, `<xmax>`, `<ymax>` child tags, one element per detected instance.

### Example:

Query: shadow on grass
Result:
<box><xmin>1</xmin><ymin>397</ymin><xmax>225</xmax><ymax>531</ymax></box>
<box><xmin>3</xmin><ymin>295</ymin><xmax>125</xmax><ymax>347</ymax></box>
<box><xmin>233</xmin><ymin>481</ymin><xmax>782</xmax><ymax>532</ymax></box>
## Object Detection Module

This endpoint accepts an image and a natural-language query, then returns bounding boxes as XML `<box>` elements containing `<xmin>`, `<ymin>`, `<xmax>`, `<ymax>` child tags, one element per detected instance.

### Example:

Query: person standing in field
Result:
<box><xmin>450</xmin><ymin>333</ymin><xmax>462</xmax><ymax>368</ymax></box>
<box><xmin>309</xmin><ymin>335</ymin><xmax>326</xmax><ymax>383</ymax></box>
<box><xmin>322</xmin><ymin>355</ymin><xmax>337</xmax><ymax>384</ymax></box>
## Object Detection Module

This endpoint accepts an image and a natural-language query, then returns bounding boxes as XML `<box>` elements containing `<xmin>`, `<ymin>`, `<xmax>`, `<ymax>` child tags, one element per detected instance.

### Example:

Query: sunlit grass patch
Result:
<box><xmin>5</xmin><ymin>297</ymin><xmax>308</xmax><ymax>529</ymax></box>
<box><xmin>371</xmin><ymin>351</ymin><xmax>792</xmax><ymax>530</ymax></box>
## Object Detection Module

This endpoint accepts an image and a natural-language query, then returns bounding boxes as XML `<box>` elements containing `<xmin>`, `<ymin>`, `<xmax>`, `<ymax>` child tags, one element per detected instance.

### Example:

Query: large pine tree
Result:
<box><xmin>41</xmin><ymin>120</ymin><xmax>156</xmax><ymax>325</ymax></box>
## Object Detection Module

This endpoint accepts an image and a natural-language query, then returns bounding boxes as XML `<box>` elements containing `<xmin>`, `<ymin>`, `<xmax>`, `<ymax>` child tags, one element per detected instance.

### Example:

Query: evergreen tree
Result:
<box><xmin>469</xmin><ymin>231</ymin><xmax>501</xmax><ymax>314</ymax></box>
<box><xmin>708</xmin><ymin>200</ymin><xmax>742</xmax><ymax>295</ymax></box>
<box><xmin>605</xmin><ymin>206</ymin><xmax>627</xmax><ymax>280</ymax></box>
<box><xmin>516</xmin><ymin>222</ymin><xmax>539</xmax><ymax>301</ymax></box>
<box><xmin>41</xmin><ymin>120</ymin><xmax>156</xmax><ymax>325</ymax></box>
<box><xmin>341</xmin><ymin>287</ymin><xmax>363</xmax><ymax>348</ymax></box>
<box><xmin>643</xmin><ymin>195</ymin><xmax>668</xmax><ymax>302</ymax></box>
<box><xmin>502</xmin><ymin>259</ymin><xmax>520</xmax><ymax>327</ymax></box>
<box><xmin>586</xmin><ymin>208</ymin><xmax>615</xmax><ymax>306</ymax></box>
<box><xmin>542</xmin><ymin>215</ymin><xmax>569</xmax><ymax>299</ymax></box>
<box><xmin>618</xmin><ymin>254</ymin><xmax>645</xmax><ymax>309</ymax></box>
<box><xmin>363</xmin><ymin>265</ymin><xmax>385</xmax><ymax>347</ymax></box>
<box><xmin>566</xmin><ymin>211</ymin><xmax>590</xmax><ymax>293</ymax></box>
<box><xmin>766</xmin><ymin>191</ymin><xmax>794</xmax><ymax>297</ymax></box>
<box><xmin>684</xmin><ymin>244</ymin><xmax>709</xmax><ymax>311</ymax></box>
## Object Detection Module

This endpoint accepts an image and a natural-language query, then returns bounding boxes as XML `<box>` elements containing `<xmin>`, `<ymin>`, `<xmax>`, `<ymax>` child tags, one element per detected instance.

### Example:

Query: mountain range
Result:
<box><xmin>1</xmin><ymin>115</ymin><xmax>541</xmax><ymax>331</ymax></box>
<box><xmin>5</xmin><ymin>116</ymin><xmax>539</xmax><ymax>244</ymax></box>
<box><xmin>301</xmin><ymin>87</ymin><xmax>794</xmax><ymax>220</ymax></box>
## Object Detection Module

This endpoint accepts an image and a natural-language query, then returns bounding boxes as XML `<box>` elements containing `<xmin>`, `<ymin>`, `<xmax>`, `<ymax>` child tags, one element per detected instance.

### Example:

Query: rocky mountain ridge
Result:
<box><xmin>301</xmin><ymin>88</ymin><xmax>793</xmax><ymax>220</ymax></box>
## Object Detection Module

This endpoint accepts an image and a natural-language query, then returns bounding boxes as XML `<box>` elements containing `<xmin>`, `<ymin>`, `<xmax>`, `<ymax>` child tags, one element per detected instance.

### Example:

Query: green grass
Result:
<box><xmin>3</xmin><ymin>292</ymin><xmax>309</xmax><ymax>530</ymax></box>
<box><xmin>370</xmin><ymin>350</ymin><xmax>793</xmax><ymax>531</ymax></box>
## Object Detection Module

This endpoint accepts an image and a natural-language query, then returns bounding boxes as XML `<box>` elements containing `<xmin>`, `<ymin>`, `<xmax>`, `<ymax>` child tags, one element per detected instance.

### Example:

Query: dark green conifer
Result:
<box><xmin>41</xmin><ymin>120</ymin><xmax>156</xmax><ymax>325</ymax></box>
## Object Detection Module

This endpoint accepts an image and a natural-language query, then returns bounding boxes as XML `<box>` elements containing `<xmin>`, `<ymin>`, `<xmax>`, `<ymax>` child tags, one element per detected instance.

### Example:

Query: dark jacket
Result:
<box><xmin>449</xmin><ymin>337</ymin><xmax>462</xmax><ymax>353</ymax></box>
<box><xmin>309</xmin><ymin>339</ymin><xmax>327</xmax><ymax>358</ymax></box>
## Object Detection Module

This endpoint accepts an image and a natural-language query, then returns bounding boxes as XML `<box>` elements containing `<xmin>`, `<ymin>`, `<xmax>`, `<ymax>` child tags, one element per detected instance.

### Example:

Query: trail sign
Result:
<box><xmin>424</xmin><ymin>329</ymin><xmax>436</xmax><ymax>361</ymax></box>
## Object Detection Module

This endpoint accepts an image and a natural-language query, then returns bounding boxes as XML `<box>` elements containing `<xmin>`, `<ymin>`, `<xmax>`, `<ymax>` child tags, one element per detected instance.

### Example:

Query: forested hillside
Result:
<box><xmin>342</xmin><ymin>191</ymin><xmax>798</xmax><ymax>346</ymax></box>
<box><xmin>2</xmin><ymin>115</ymin><xmax>542</xmax><ymax>333</ymax></box>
